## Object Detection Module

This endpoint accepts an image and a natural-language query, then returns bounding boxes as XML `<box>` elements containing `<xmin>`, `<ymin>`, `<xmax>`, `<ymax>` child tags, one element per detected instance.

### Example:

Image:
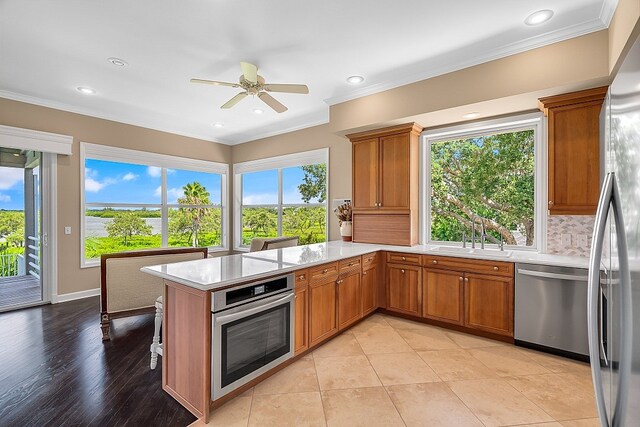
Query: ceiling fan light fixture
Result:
<box><xmin>213</xmin><ymin>122</ymin><xmax>224</xmax><ymax>128</ymax></box>
<box><xmin>524</xmin><ymin>10</ymin><xmax>554</xmax><ymax>26</ymax></box>
<box><xmin>77</xmin><ymin>86</ymin><xmax>96</xmax><ymax>95</ymax></box>
<box><xmin>347</xmin><ymin>75</ymin><xmax>365</xmax><ymax>84</ymax></box>
<box><xmin>107</xmin><ymin>57</ymin><xmax>128</xmax><ymax>67</ymax></box>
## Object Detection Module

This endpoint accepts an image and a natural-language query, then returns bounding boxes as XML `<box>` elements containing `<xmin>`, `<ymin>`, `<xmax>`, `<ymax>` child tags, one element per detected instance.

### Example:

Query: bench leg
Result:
<box><xmin>150</xmin><ymin>304</ymin><xmax>162</xmax><ymax>369</ymax></box>
<box><xmin>100</xmin><ymin>313</ymin><xmax>111</xmax><ymax>341</ymax></box>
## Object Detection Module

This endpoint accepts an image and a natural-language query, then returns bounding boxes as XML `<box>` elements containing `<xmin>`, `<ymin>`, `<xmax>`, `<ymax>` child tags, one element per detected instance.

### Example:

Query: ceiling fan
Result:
<box><xmin>191</xmin><ymin>62</ymin><xmax>309</xmax><ymax>113</ymax></box>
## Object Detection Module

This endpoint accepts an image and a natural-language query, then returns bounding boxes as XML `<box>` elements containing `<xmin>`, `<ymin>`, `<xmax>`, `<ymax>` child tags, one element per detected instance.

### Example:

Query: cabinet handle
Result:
<box><xmin>348</xmin><ymin>262</ymin><xmax>354</xmax><ymax>266</ymax></box>
<box><xmin>295</xmin><ymin>294</ymin><xmax>298</xmax><ymax>300</ymax></box>
<box><xmin>368</xmin><ymin>257</ymin><xmax>373</xmax><ymax>262</ymax></box>
<box><xmin>432</xmin><ymin>260</ymin><xmax>438</xmax><ymax>264</ymax></box>
<box><xmin>459</xmin><ymin>276</ymin><xmax>463</xmax><ymax>282</ymax></box>
<box><xmin>401</xmin><ymin>269</ymin><xmax>405</xmax><ymax>273</ymax></box>
<box><xmin>401</xmin><ymin>256</ymin><xmax>406</xmax><ymax>261</ymax></box>
<box><xmin>298</xmin><ymin>275</ymin><xmax>305</xmax><ymax>280</ymax></box>
<box><xmin>363</xmin><ymin>271</ymin><xmax>367</xmax><ymax>275</ymax></box>
<box><xmin>337</xmin><ymin>279</ymin><xmax>343</xmax><ymax>284</ymax></box>
<box><xmin>493</xmin><ymin>266</ymin><xmax>499</xmax><ymax>271</ymax></box>
<box><xmin>548</xmin><ymin>200</ymin><xmax>554</xmax><ymax>206</ymax></box>
<box><xmin>464</xmin><ymin>278</ymin><xmax>469</xmax><ymax>283</ymax></box>
<box><xmin>323</xmin><ymin>269</ymin><xmax>328</xmax><ymax>273</ymax></box>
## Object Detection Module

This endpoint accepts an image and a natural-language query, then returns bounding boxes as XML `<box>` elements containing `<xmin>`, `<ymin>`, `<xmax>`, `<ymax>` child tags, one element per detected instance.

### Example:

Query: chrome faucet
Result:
<box><xmin>480</xmin><ymin>219</ymin><xmax>486</xmax><ymax>250</ymax></box>
<box><xmin>471</xmin><ymin>220</ymin><xmax>476</xmax><ymax>249</ymax></box>
<box><xmin>499</xmin><ymin>235</ymin><xmax>505</xmax><ymax>251</ymax></box>
<box><xmin>462</xmin><ymin>231</ymin><xmax>467</xmax><ymax>248</ymax></box>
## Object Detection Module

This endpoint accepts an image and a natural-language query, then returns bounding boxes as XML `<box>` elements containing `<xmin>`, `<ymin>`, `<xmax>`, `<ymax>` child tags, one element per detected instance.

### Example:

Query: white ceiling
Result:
<box><xmin>0</xmin><ymin>0</ymin><xmax>617</xmax><ymax>145</ymax></box>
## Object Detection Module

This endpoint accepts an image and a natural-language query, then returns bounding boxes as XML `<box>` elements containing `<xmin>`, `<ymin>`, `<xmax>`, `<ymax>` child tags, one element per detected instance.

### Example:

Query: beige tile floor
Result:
<box><xmin>191</xmin><ymin>314</ymin><xmax>599</xmax><ymax>427</ymax></box>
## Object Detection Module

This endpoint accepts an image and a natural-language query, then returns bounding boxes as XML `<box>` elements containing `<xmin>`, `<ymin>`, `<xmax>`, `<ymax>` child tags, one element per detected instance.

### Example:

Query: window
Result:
<box><xmin>81</xmin><ymin>143</ymin><xmax>228</xmax><ymax>267</ymax></box>
<box><xmin>233</xmin><ymin>149</ymin><xmax>328</xmax><ymax>250</ymax></box>
<box><xmin>422</xmin><ymin>114</ymin><xmax>544</xmax><ymax>250</ymax></box>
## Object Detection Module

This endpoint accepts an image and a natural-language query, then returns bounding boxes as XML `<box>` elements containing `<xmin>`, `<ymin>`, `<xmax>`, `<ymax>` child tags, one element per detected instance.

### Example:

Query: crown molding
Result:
<box><xmin>224</xmin><ymin>110</ymin><xmax>329</xmax><ymax>145</ymax></box>
<box><xmin>324</xmin><ymin>18</ymin><xmax>608</xmax><ymax>106</ymax></box>
<box><xmin>600</xmin><ymin>0</ymin><xmax>619</xmax><ymax>26</ymax></box>
<box><xmin>0</xmin><ymin>89</ymin><xmax>229</xmax><ymax>145</ymax></box>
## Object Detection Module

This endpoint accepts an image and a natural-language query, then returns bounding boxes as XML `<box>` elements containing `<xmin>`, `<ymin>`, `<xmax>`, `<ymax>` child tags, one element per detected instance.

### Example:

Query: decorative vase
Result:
<box><xmin>340</xmin><ymin>221</ymin><xmax>353</xmax><ymax>242</ymax></box>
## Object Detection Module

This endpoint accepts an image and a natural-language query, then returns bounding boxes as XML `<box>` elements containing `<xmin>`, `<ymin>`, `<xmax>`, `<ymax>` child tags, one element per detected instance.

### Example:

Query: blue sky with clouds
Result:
<box><xmin>241</xmin><ymin>166</ymin><xmax>320</xmax><ymax>205</ymax></box>
<box><xmin>0</xmin><ymin>166</ymin><xmax>25</xmax><ymax>210</ymax></box>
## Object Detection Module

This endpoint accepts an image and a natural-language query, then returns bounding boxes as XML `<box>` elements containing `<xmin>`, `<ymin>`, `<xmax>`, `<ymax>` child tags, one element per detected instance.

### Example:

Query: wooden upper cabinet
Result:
<box><xmin>539</xmin><ymin>86</ymin><xmax>607</xmax><ymax>215</ymax></box>
<box><xmin>348</xmin><ymin>123</ymin><xmax>423</xmax><ymax>245</ymax></box>
<box><xmin>352</xmin><ymin>138</ymin><xmax>379</xmax><ymax>209</ymax></box>
<box><xmin>380</xmin><ymin>133</ymin><xmax>410</xmax><ymax>209</ymax></box>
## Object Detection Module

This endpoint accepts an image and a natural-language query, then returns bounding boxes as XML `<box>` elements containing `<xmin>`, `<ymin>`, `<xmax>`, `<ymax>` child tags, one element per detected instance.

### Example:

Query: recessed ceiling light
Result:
<box><xmin>346</xmin><ymin>75</ymin><xmax>365</xmax><ymax>84</ymax></box>
<box><xmin>13</xmin><ymin>153</ymin><xmax>19</xmax><ymax>157</ymax></box>
<box><xmin>252</xmin><ymin>108</ymin><xmax>264</xmax><ymax>115</ymax></box>
<box><xmin>213</xmin><ymin>122</ymin><xmax>224</xmax><ymax>128</ymax></box>
<box><xmin>76</xmin><ymin>86</ymin><xmax>96</xmax><ymax>95</ymax></box>
<box><xmin>524</xmin><ymin>10</ymin><xmax>554</xmax><ymax>26</ymax></box>
<box><xmin>107</xmin><ymin>57</ymin><xmax>128</xmax><ymax>67</ymax></box>
<box><xmin>463</xmin><ymin>112</ymin><xmax>481</xmax><ymax>119</ymax></box>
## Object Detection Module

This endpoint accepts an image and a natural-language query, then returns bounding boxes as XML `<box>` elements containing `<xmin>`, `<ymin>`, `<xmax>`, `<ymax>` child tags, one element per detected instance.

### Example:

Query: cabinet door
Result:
<box><xmin>386</xmin><ymin>264</ymin><xmax>421</xmax><ymax>316</ymax></box>
<box><xmin>379</xmin><ymin>133</ymin><xmax>410</xmax><ymax>209</ymax></box>
<box><xmin>352</xmin><ymin>138</ymin><xmax>379</xmax><ymax>209</ymax></box>
<box><xmin>423</xmin><ymin>269</ymin><xmax>464</xmax><ymax>325</ymax></box>
<box><xmin>361</xmin><ymin>265</ymin><xmax>378</xmax><ymax>316</ymax></box>
<box><xmin>337</xmin><ymin>271</ymin><xmax>362</xmax><ymax>330</ymax></box>
<box><xmin>309</xmin><ymin>279</ymin><xmax>338</xmax><ymax>347</ymax></box>
<box><xmin>294</xmin><ymin>286</ymin><xmax>309</xmax><ymax>355</ymax></box>
<box><xmin>464</xmin><ymin>273</ymin><xmax>514</xmax><ymax>336</ymax></box>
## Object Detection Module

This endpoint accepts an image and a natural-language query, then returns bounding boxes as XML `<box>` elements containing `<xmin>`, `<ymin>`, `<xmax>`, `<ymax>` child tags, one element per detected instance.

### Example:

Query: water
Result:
<box><xmin>84</xmin><ymin>217</ymin><xmax>162</xmax><ymax>237</ymax></box>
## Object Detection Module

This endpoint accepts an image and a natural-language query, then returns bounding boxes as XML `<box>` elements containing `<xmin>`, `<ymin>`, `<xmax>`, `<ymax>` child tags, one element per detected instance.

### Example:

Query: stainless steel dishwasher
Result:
<box><xmin>515</xmin><ymin>263</ymin><xmax>590</xmax><ymax>360</ymax></box>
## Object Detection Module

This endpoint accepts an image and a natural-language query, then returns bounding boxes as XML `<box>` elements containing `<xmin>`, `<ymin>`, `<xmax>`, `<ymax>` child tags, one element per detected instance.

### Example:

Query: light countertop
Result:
<box><xmin>141</xmin><ymin>241</ymin><xmax>589</xmax><ymax>291</ymax></box>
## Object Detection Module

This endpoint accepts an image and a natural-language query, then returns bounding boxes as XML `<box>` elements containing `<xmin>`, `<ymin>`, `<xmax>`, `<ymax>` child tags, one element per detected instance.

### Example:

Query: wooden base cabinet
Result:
<box><xmin>309</xmin><ymin>278</ymin><xmax>338</xmax><ymax>347</ymax></box>
<box><xmin>464</xmin><ymin>273</ymin><xmax>514</xmax><ymax>336</ymax></box>
<box><xmin>294</xmin><ymin>285</ymin><xmax>309</xmax><ymax>355</ymax></box>
<box><xmin>361</xmin><ymin>264</ymin><xmax>378</xmax><ymax>316</ymax></box>
<box><xmin>423</xmin><ymin>269</ymin><xmax>464</xmax><ymax>326</ymax></box>
<box><xmin>386</xmin><ymin>263</ymin><xmax>422</xmax><ymax>316</ymax></box>
<box><xmin>337</xmin><ymin>270</ymin><xmax>362</xmax><ymax>330</ymax></box>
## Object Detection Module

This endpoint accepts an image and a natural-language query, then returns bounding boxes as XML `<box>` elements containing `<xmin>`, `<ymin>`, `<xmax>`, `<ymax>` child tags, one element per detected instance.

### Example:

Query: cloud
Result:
<box><xmin>154</xmin><ymin>185</ymin><xmax>162</xmax><ymax>197</ymax></box>
<box><xmin>122</xmin><ymin>172</ymin><xmax>138</xmax><ymax>181</ymax></box>
<box><xmin>243</xmin><ymin>193</ymin><xmax>278</xmax><ymax>205</ymax></box>
<box><xmin>0</xmin><ymin>167</ymin><xmax>24</xmax><ymax>190</ymax></box>
<box><xmin>85</xmin><ymin>177</ymin><xmax>116</xmax><ymax>192</ymax></box>
<box><xmin>0</xmin><ymin>193</ymin><xmax>11</xmax><ymax>203</ymax></box>
<box><xmin>147</xmin><ymin>166</ymin><xmax>162</xmax><ymax>177</ymax></box>
<box><xmin>154</xmin><ymin>186</ymin><xmax>183</xmax><ymax>203</ymax></box>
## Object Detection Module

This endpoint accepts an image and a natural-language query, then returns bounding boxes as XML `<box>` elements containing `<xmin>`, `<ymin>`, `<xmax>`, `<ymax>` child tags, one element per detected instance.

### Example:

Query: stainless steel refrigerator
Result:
<box><xmin>588</xmin><ymin>33</ymin><xmax>640</xmax><ymax>426</ymax></box>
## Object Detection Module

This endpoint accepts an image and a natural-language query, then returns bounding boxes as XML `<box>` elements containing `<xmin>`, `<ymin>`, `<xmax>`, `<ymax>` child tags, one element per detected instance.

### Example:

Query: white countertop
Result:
<box><xmin>141</xmin><ymin>241</ymin><xmax>589</xmax><ymax>291</ymax></box>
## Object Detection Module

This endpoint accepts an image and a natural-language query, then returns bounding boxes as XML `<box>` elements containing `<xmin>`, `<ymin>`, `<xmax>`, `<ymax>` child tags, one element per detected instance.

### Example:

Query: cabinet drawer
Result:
<box><xmin>362</xmin><ymin>253</ymin><xmax>377</xmax><ymax>269</ymax></box>
<box><xmin>295</xmin><ymin>269</ymin><xmax>309</xmax><ymax>288</ymax></box>
<box><xmin>339</xmin><ymin>257</ymin><xmax>361</xmax><ymax>273</ymax></box>
<box><xmin>423</xmin><ymin>255</ymin><xmax>514</xmax><ymax>277</ymax></box>
<box><xmin>309</xmin><ymin>262</ymin><xmax>339</xmax><ymax>283</ymax></box>
<box><xmin>386</xmin><ymin>252</ymin><xmax>421</xmax><ymax>266</ymax></box>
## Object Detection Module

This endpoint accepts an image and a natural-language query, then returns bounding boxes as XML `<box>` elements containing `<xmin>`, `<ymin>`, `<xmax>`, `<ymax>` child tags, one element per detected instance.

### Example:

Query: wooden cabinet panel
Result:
<box><xmin>464</xmin><ymin>273</ymin><xmax>513</xmax><ymax>336</ymax></box>
<box><xmin>309</xmin><ymin>262</ymin><xmax>339</xmax><ymax>284</ymax></box>
<box><xmin>423</xmin><ymin>255</ymin><xmax>513</xmax><ymax>277</ymax></box>
<box><xmin>380</xmin><ymin>133</ymin><xmax>410</xmax><ymax>209</ymax></box>
<box><xmin>362</xmin><ymin>252</ymin><xmax>377</xmax><ymax>268</ymax></box>
<box><xmin>294</xmin><ymin>285</ymin><xmax>309</xmax><ymax>355</ymax></box>
<box><xmin>309</xmin><ymin>279</ymin><xmax>338</xmax><ymax>347</ymax></box>
<box><xmin>352</xmin><ymin>213</ymin><xmax>414</xmax><ymax>246</ymax></box>
<box><xmin>339</xmin><ymin>256</ymin><xmax>361</xmax><ymax>273</ymax></box>
<box><xmin>539</xmin><ymin>86</ymin><xmax>607</xmax><ymax>215</ymax></box>
<box><xmin>387</xmin><ymin>252</ymin><xmax>421</xmax><ymax>266</ymax></box>
<box><xmin>423</xmin><ymin>269</ymin><xmax>464</xmax><ymax>325</ymax></box>
<box><xmin>295</xmin><ymin>269</ymin><xmax>309</xmax><ymax>288</ymax></box>
<box><xmin>352</xmin><ymin>138</ymin><xmax>379</xmax><ymax>209</ymax></box>
<box><xmin>386</xmin><ymin>264</ymin><xmax>422</xmax><ymax>316</ymax></box>
<box><xmin>361</xmin><ymin>264</ymin><xmax>378</xmax><ymax>316</ymax></box>
<box><xmin>337</xmin><ymin>271</ymin><xmax>362</xmax><ymax>330</ymax></box>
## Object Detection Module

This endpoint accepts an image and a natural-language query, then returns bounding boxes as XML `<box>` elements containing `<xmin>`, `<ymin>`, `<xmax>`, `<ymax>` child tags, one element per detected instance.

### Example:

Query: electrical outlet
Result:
<box><xmin>64</xmin><ymin>226</ymin><xmax>71</xmax><ymax>235</ymax></box>
<box><xmin>578</xmin><ymin>234</ymin><xmax>588</xmax><ymax>248</ymax></box>
<box><xmin>561</xmin><ymin>234</ymin><xmax>571</xmax><ymax>246</ymax></box>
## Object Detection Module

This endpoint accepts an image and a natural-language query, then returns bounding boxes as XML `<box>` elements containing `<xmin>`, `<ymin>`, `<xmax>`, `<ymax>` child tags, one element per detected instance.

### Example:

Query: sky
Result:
<box><xmin>0</xmin><ymin>166</ymin><xmax>25</xmax><ymax>210</ymax></box>
<box><xmin>85</xmin><ymin>159</ymin><xmax>222</xmax><ymax>205</ymax></box>
<box><xmin>242</xmin><ymin>166</ymin><xmax>322</xmax><ymax>205</ymax></box>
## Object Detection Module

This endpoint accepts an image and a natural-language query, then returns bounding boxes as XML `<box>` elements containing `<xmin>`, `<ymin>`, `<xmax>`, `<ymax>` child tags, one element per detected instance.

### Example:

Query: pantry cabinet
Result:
<box><xmin>539</xmin><ymin>86</ymin><xmax>607</xmax><ymax>215</ymax></box>
<box><xmin>348</xmin><ymin>123</ymin><xmax>423</xmax><ymax>246</ymax></box>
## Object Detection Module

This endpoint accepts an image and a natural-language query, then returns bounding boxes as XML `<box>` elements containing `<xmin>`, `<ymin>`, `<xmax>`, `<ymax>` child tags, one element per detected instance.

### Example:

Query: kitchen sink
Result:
<box><xmin>431</xmin><ymin>246</ymin><xmax>513</xmax><ymax>258</ymax></box>
<box><xmin>431</xmin><ymin>246</ymin><xmax>474</xmax><ymax>254</ymax></box>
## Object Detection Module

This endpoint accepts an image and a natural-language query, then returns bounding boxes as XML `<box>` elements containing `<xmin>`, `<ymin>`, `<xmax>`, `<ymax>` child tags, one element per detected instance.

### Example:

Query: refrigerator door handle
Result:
<box><xmin>588</xmin><ymin>172</ymin><xmax>613</xmax><ymax>427</ymax></box>
<box><xmin>610</xmin><ymin>173</ymin><xmax>632</xmax><ymax>427</ymax></box>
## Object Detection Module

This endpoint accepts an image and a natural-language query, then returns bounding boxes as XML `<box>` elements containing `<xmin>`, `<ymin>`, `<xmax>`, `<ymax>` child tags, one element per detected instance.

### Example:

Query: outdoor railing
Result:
<box><xmin>27</xmin><ymin>235</ymin><xmax>40</xmax><ymax>279</ymax></box>
<box><xmin>0</xmin><ymin>254</ymin><xmax>19</xmax><ymax>277</ymax></box>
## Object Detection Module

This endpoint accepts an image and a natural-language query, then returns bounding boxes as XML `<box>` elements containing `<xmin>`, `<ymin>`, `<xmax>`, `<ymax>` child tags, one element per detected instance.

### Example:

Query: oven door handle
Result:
<box><xmin>214</xmin><ymin>292</ymin><xmax>294</xmax><ymax>325</ymax></box>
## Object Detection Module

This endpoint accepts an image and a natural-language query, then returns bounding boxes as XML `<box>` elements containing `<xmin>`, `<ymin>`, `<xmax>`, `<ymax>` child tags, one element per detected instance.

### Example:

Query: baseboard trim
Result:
<box><xmin>53</xmin><ymin>288</ymin><xmax>100</xmax><ymax>303</ymax></box>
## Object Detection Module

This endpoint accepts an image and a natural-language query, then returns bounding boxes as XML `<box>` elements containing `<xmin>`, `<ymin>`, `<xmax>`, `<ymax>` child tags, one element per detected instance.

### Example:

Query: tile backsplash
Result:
<box><xmin>546</xmin><ymin>215</ymin><xmax>595</xmax><ymax>257</ymax></box>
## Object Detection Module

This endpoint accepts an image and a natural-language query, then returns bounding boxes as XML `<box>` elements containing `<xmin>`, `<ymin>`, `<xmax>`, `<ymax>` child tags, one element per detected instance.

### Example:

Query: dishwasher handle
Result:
<box><xmin>517</xmin><ymin>269</ymin><xmax>588</xmax><ymax>282</ymax></box>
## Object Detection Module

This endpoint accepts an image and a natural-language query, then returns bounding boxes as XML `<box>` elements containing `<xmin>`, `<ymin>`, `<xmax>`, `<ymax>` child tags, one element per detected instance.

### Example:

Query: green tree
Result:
<box><xmin>430</xmin><ymin>130</ymin><xmax>535</xmax><ymax>246</ymax></box>
<box><xmin>105</xmin><ymin>211</ymin><xmax>152</xmax><ymax>245</ymax></box>
<box><xmin>169</xmin><ymin>182</ymin><xmax>213</xmax><ymax>247</ymax></box>
<box><xmin>0</xmin><ymin>210</ymin><xmax>25</xmax><ymax>248</ymax></box>
<box><xmin>244</xmin><ymin>208</ymin><xmax>277</xmax><ymax>237</ymax></box>
<box><xmin>298</xmin><ymin>164</ymin><xmax>326</xmax><ymax>203</ymax></box>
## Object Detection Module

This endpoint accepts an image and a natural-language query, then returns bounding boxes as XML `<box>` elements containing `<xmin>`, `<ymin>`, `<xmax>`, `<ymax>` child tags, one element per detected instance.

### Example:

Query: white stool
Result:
<box><xmin>150</xmin><ymin>295</ymin><xmax>163</xmax><ymax>369</ymax></box>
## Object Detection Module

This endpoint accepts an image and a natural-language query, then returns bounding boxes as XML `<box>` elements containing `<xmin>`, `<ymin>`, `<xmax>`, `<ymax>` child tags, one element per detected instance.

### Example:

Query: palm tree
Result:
<box><xmin>177</xmin><ymin>182</ymin><xmax>211</xmax><ymax>247</ymax></box>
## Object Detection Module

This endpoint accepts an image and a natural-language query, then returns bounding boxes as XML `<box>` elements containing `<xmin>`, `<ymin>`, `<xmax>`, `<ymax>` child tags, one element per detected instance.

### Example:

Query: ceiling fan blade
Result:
<box><xmin>221</xmin><ymin>92</ymin><xmax>248</xmax><ymax>109</ymax></box>
<box><xmin>240</xmin><ymin>61</ymin><xmax>258</xmax><ymax>84</ymax></box>
<box><xmin>263</xmin><ymin>84</ymin><xmax>309</xmax><ymax>94</ymax></box>
<box><xmin>258</xmin><ymin>92</ymin><xmax>288</xmax><ymax>113</ymax></box>
<box><xmin>190</xmin><ymin>78</ymin><xmax>240</xmax><ymax>88</ymax></box>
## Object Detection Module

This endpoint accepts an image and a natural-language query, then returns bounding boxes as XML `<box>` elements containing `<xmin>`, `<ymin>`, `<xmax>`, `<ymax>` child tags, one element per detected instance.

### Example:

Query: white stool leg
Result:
<box><xmin>150</xmin><ymin>301</ymin><xmax>162</xmax><ymax>370</ymax></box>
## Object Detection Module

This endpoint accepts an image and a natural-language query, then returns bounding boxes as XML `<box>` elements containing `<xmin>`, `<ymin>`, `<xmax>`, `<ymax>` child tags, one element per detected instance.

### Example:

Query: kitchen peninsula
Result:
<box><xmin>141</xmin><ymin>241</ymin><xmax>588</xmax><ymax>421</ymax></box>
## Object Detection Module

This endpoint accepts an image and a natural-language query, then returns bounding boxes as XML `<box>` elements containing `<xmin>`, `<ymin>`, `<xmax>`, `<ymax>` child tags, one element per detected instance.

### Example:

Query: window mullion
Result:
<box><xmin>277</xmin><ymin>168</ymin><xmax>283</xmax><ymax>236</ymax></box>
<box><xmin>161</xmin><ymin>168</ymin><xmax>168</xmax><ymax>247</ymax></box>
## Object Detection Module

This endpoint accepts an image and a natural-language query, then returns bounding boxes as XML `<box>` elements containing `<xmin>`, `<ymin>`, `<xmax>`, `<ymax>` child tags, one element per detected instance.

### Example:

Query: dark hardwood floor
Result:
<box><xmin>0</xmin><ymin>296</ymin><xmax>196</xmax><ymax>427</ymax></box>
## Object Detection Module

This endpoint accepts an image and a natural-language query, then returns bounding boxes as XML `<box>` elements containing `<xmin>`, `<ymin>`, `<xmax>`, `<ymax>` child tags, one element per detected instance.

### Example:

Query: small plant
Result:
<box><xmin>333</xmin><ymin>203</ymin><xmax>352</xmax><ymax>226</ymax></box>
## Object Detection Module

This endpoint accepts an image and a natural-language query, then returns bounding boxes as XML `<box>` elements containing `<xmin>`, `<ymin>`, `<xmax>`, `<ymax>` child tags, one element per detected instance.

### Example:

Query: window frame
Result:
<box><xmin>420</xmin><ymin>112</ymin><xmax>546</xmax><ymax>251</ymax></box>
<box><xmin>80</xmin><ymin>142</ymin><xmax>229</xmax><ymax>268</ymax></box>
<box><xmin>233</xmin><ymin>148</ymin><xmax>329</xmax><ymax>251</ymax></box>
